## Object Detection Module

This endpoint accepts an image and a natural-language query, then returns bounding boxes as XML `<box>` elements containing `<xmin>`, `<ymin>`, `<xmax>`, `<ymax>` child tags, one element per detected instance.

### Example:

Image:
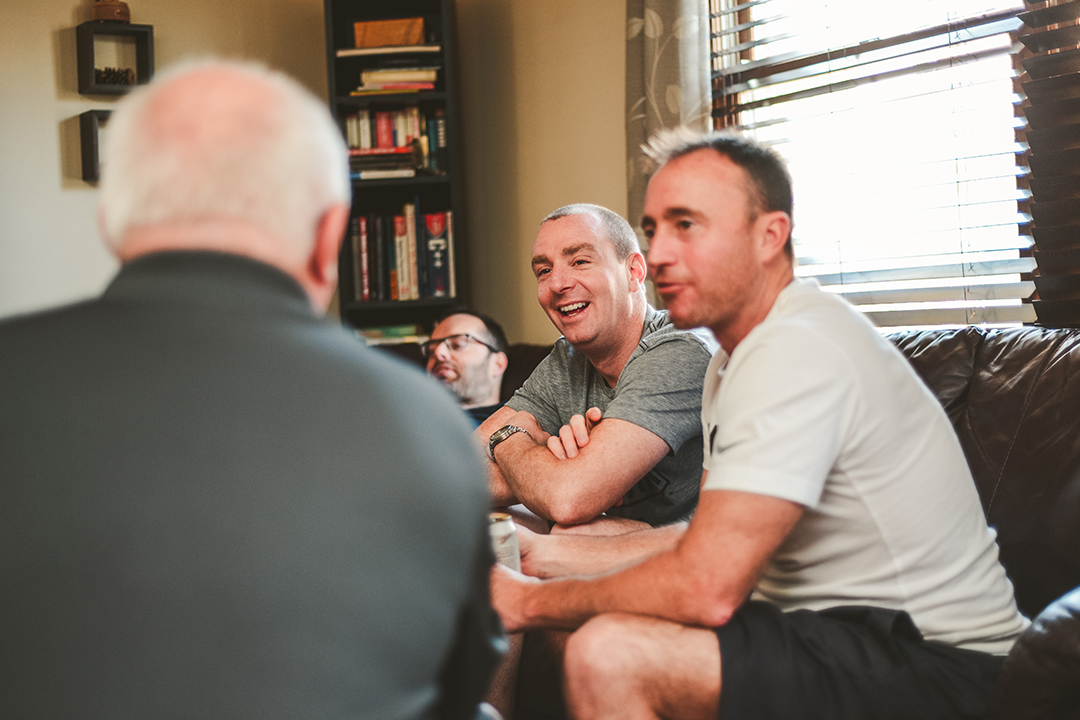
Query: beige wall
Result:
<box><xmin>456</xmin><ymin>0</ymin><xmax>627</xmax><ymax>345</ymax></box>
<box><xmin>0</xmin><ymin>0</ymin><xmax>628</xmax><ymax>346</ymax></box>
<box><xmin>0</xmin><ymin>0</ymin><xmax>327</xmax><ymax>320</ymax></box>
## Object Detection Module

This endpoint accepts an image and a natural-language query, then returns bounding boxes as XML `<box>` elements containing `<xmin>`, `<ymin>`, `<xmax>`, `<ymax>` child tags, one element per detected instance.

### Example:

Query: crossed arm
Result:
<box><xmin>491</xmin><ymin>485</ymin><xmax>805</xmax><ymax>632</ymax></box>
<box><xmin>476</xmin><ymin>405</ymin><xmax>671</xmax><ymax>526</ymax></box>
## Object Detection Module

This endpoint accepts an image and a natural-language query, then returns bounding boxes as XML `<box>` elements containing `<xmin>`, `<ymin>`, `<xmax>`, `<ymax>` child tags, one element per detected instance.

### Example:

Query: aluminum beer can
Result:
<box><xmin>489</xmin><ymin>512</ymin><xmax>521</xmax><ymax>572</ymax></box>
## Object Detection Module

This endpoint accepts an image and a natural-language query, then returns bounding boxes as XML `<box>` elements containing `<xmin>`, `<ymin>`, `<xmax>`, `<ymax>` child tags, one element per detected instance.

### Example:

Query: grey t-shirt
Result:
<box><xmin>506</xmin><ymin>306</ymin><xmax>717</xmax><ymax>526</ymax></box>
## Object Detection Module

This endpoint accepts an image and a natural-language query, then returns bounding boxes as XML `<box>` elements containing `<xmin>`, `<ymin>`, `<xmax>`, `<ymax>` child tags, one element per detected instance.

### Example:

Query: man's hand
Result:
<box><xmin>547</xmin><ymin>406</ymin><xmax>603</xmax><ymax>459</ymax></box>
<box><xmin>515</xmin><ymin>523</ymin><xmax>545</xmax><ymax>577</ymax></box>
<box><xmin>490</xmin><ymin>562</ymin><xmax>541</xmax><ymax>633</ymax></box>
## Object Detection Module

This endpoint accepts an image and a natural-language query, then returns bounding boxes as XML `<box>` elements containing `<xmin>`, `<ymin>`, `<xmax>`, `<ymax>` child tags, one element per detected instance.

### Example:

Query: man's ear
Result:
<box><xmin>756</xmin><ymin>211</ymin><xmax>792</xmax><ymax>265</ymax></box>
<box><xmin>308</xmin><ymin>203</ymin><xmax>350</xmax><ymax>286</ymax></box>
<box><xmin>627</xmin><ymin>251</ymin><xmax>647</xmax><ymax>291</ymax></box>
<box><xmin>491</xmin><ymin>350</ymin><xmax>509</xmax><ymax>378</ymax></box>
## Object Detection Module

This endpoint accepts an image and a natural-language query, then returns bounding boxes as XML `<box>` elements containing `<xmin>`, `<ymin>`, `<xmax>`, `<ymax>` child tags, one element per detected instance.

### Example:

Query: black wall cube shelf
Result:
<box><xmin>76</xmin><ymin>21</ymin><xmax>154</xmax><ymax>95</ymax></box>
<box><xmin>79</xmin><ymin>109</ymin><xmax>112</xmax><ymax>183</ymax></box>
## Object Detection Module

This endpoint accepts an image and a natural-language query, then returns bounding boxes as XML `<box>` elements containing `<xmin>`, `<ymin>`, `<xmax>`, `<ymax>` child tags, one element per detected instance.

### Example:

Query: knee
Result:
<box><xmin>564</xmin><ymin>614</ymin><xmax>641</xmax><ymax>686</ymax></box>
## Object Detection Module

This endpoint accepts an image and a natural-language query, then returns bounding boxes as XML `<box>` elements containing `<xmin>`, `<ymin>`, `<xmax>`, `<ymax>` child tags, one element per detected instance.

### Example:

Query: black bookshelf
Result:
<box><xmin>324</xmin><ymin>0</ymin><xmax>467</xmax><ymax>335</ymax></box>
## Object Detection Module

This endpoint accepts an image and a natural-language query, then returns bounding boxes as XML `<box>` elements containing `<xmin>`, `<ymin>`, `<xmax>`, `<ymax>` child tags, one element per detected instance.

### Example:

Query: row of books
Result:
<box><xmin>350</xmin><ymin>206</ymin><xmax>456</xmax><ymax>302</ymax></box>
<box><xmin>351</xmin><ymin>65</ymin><xmax>439</xmax><ymax>95</ymax></box>
<box><xmin>345</xmin><ymin>106</ymin><xmax>447</xmax><ymax>178</ymax></box>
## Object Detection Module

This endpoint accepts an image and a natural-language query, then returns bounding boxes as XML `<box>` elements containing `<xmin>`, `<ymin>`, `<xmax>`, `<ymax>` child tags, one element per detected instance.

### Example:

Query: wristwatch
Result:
<box><xmin>488</xmin><ymin>424</ymin><xmax>532</xmax><ymax>464</ymax></box>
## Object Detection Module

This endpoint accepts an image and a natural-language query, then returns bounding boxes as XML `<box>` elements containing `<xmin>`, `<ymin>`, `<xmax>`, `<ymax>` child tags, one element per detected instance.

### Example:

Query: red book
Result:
<box><xmin>375</xmin><ymin>111</ymin><xmax>394</xmax><ymax>148</ymax></box>
<box><xmin>348</xmin><ymin>146</ymin><xmax>413</xmax><ymax>156</ymax></box>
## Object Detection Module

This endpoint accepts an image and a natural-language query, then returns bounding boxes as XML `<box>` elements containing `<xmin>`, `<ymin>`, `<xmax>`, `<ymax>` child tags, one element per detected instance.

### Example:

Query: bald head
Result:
<box><xmin>99</xmin><ymin>60</ymin><xmax>350</xmax><ymax>268</ymax></box>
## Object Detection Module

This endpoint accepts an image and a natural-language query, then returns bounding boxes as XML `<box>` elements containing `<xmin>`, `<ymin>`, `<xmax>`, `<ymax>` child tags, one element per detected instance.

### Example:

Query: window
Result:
<box><xmin>710</xmin><ymin>0</ymin><xmax>1033</xmax><ymax>328</ymax></box>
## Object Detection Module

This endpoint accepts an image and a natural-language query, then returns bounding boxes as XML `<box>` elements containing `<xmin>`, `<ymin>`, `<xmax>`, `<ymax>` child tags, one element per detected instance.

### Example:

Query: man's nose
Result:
<box><xmin>646</xmin><ymin>231</ymin><xmax>673</xmax><ymax>272</ymax></box>
<box><xmin>549</xmin><ymin>265</ymin><xmax>574</xmax><ymax>293</ymax></box>
<box><xmin>432</xmin><ymin>339</ymin><xmax>453</xmax><ymax>361</ymax></box>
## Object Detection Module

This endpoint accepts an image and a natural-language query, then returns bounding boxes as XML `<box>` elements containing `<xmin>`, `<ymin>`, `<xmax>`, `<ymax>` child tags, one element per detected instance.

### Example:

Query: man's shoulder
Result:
<box><xmin>638</xmin><ymin>307</ymin><xmax>718</xmax><ymax>356</ymax></box>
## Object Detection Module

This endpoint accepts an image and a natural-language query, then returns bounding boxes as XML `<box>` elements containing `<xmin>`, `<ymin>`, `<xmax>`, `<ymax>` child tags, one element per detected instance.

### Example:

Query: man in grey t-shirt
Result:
<box><xmin>477</xmin><ymin>204</ymin><xmax>715</xmax><ymax>529</ymax></box>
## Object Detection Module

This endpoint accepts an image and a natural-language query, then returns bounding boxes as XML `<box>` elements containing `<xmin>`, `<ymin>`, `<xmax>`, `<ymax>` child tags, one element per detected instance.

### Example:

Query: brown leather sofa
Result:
<box><xmin>889</xmin><ymin>327</ymin><xmax>1080</xmax><ymax>719</ymax></box>
<box><xmin>382</xmin><ymin>328</ymin><xmax>1080</xmax><ymax>717</ymax></box>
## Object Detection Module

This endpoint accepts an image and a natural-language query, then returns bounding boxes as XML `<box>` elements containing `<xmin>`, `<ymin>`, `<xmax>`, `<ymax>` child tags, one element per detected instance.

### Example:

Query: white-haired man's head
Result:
<box><xmin>98</xmin><ymin>59</ymin><xmax>350</xmax><ymax>270</ymax></box>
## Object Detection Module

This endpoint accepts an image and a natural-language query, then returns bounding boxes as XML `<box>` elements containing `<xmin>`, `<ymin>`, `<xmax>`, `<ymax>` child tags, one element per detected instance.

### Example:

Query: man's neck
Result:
<box><xmin>580</xmin><ymin>301</ymin><xmax>649</xmax><ymax>388</ymax></box>
<box><xmin>713</xmin><ymin>268</ymin><xmax>795</xmax><ymax>354</ymax></box>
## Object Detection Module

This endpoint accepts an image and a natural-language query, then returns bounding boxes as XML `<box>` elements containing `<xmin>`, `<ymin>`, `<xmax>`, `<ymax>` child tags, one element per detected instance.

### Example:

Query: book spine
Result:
<box><xmin>424</xmin><ymin>212</ymin><xmax>450</xmax><ymax>298</ymax></box>
<box><xmin>404</xmin><ymin>202</ymin><xmax>420</xmax><ymax>300</ymax></box>
<box><xmin>345</xmin><ymin>113</ymin><xmax>358</xmax><ymax>149</ymax></box>
<box><xmin>375</xmin><ymin>111</ymin><xmax>394</xmax><ymax>149</ymax></box>
<box><xmin>395</xmin><ymin>111</ymin><xmax>408</xmax><ymax>148</ymax></box>
<box><xmin>358</xmin><ymin>215</ymin><xmax>370</xmax><ymax>301</ymax></box>
<box><xmin>426</xmin><ymin>118</ymin><xmax>438</xmax><ymax>172</ymax></box>
<box><xmin>358</xmin><ymin>109</ymin><xmax>372</xmax><ymax>150</ymax></box>
<box><xmin>386</xmin><ymin>215</ymin><xmax>398</xmax><ymax>301</ymax></box>
<box><xmin>446</xmin><ymin>209</ymin><xmax>456</xmax><ymax>298</ymax></box>
<box><xmin>348</xmin><ymin>215</ymin><xmax>362</xmax><ymax>300</ymax></box>
<box><xmin>371</xmin><ymin>215</ymin><xmax>384</xmax><ymax>301</ymax></box>
<box><xmin>393</xmin><ymin>214</ymin><xmax>410</xmax><ymax>300</ymax></box>
<box><xmin>435</xmin><ymin>108</ymin><xmax>448</xmax><ymax>172</ymax></box>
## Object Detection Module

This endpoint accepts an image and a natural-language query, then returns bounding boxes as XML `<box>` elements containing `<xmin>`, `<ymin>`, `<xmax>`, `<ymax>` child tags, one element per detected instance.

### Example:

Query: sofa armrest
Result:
<box><xmin>995</xmin><ymin>585</ymin><xmax>1080</xmax><ymax>719</ymax></box>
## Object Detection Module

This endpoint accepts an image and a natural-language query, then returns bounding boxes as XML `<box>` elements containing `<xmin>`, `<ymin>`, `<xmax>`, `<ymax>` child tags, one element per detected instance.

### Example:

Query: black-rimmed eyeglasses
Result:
<box><xmin>420</xmin><ymin>333</ymin><xmax>500</xmax><ymax>358</ymax></box>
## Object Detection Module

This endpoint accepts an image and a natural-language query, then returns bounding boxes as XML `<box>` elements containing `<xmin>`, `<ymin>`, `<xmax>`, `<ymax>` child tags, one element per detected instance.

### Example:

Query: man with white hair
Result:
<box><xmin>0</xmin><ymin>60</ymin><xmax>500</xmax><ymax>719</ymax></box>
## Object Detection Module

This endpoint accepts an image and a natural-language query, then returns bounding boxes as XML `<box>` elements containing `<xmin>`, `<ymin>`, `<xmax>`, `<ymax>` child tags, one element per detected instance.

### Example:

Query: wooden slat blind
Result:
<box><xmin>711</xmin><ymin>0</ymin><xmax>1033</xmax><ymax>328</ymax></box>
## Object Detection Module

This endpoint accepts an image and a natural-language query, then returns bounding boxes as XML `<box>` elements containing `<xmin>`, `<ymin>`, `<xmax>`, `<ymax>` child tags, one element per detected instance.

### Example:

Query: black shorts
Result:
<box><xmin>716</xmin><ymin>602</ymin><xmax>1005</xmax><ymax>720</ymax></box>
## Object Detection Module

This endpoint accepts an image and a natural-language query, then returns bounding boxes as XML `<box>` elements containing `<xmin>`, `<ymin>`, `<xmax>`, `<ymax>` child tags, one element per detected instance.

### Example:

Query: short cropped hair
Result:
<box><xmin>540</xmin><ymin>203</ymin><xmax>641</xmax><ymax>261</ymax></box>
<box><xmin>643</xmin><ymin>128</ymin><xmax>794</xmax><ymax>259</ymax></box>
<box><xmin>435</xmin><ymin>307</ymin><xmax>509</xmax><ymax>354</ymax></box>
<box><xmin>99</xmin><ymin>59</ymin><xmax>350</xmax><ymax>262</ymax></box>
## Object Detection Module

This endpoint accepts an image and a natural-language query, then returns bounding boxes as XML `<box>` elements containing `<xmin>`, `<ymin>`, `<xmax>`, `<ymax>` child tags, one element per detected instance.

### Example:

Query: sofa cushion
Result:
<box><xmin>993</xmin><ymin>585</ymin><xmax>1080</xmax><ymax>719</ymax></box>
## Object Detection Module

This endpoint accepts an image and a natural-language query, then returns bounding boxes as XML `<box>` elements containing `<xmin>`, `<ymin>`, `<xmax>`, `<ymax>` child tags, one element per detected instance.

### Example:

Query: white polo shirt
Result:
<box><xmin>701</xmin><ymin>278</ymin><xmax>1029</xmax><ymax>655</ymax></box>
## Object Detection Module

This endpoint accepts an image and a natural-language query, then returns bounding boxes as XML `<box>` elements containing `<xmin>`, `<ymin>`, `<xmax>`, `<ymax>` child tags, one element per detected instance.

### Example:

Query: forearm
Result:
<box><xmin>495</xmin><ymin>438</ymin><xmax>615</xmax><ymax>524</ymax></box>
<box><xmin>516</xmin><ymin>541</ymin><xmax>735</xmax><ymax>632</ymax></box>
<box><xmin>524</xmin><ymin>523</ymin><xmax>687</xmax><ymax>578</ymax></box>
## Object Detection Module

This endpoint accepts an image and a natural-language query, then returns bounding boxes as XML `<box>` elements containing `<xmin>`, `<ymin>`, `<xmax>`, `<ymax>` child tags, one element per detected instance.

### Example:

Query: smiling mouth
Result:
<box><xmin>558</xmin><ymin>301</ymin><xmax>589</xmax><ymax>317</ymax></box>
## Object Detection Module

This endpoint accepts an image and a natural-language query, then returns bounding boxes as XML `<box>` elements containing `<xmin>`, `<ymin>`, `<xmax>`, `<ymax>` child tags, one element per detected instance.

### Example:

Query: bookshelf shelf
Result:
<box><xmin>350</xmin><ymin>174</ymin><xmax>451</xmax><ymax>188</ymax></box>
<box><xmin>325</xmin><ymin>0</ymin><xmax>466</xmax><ymax>334</ymax></box>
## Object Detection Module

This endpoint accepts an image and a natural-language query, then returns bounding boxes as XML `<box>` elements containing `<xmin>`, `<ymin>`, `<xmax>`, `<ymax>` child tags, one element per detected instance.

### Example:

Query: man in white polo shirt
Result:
<box><xmin>491</xmin><ymin>130</ymin><xmax>1028</xmax><ymax>720</ymax></box>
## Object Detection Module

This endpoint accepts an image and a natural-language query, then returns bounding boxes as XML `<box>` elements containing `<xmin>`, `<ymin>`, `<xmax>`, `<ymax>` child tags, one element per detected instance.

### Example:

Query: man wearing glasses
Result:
<box><xmin>422</xmin><ymin>309</ymin><xmax>510</xmax><ymax>426</ymax></box>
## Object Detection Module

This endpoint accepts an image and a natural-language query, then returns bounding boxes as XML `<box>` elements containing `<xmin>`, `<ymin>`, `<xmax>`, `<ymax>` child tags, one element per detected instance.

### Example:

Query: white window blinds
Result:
<box><xmin>711</xmin><ymin>0</ymin><xmax>1034</xmax><ymax>328</ymax></box>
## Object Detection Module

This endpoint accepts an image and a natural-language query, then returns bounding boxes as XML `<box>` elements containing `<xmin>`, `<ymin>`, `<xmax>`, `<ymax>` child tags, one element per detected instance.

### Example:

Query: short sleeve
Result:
<box><xmin>603</xmin><ymin>335</ymin><xmax>714</xmax><ymax>454</ymax></box>
<box><xmin>504</xmin><ymin>346</ymin><xmax>569</xmax><ymax>435</ymax></box>
<box><xmin>701</xmin><ymin>325</ymin><xmax>859</xmax><ymax>508</ymax></box>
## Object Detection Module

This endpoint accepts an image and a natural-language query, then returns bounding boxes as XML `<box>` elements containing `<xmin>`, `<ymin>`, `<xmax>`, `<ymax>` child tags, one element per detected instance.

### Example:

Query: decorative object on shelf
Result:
<box><xmin>90</xmin><ymin>0</ymin><xmax>131</xmax><ymax>23</ymax></box>
<box><xmin>94</xmin><ymin>66</ymin><xmax>135</xmax><ymax>86</ymax></box>
<box><xmin>79</xmin><ymin>109</ymin><xmax>112</xmax><ymax>183</ymax></box>
<box><xmin>76</xmin><ymin>21</ymin><xmax>153</xmax><ymax>95</ymax></box>
<box><xmin>354</xmin><ymin>17</ymin><xmax>424</xmax><ymax>49</ymax></box>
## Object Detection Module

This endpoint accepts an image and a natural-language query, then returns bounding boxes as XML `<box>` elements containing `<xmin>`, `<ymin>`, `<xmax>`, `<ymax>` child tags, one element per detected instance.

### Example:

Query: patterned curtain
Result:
<box><xmin>625</xmin><ymin>0</ymin><xmax>712</xmax><ymax>233</ymax></box>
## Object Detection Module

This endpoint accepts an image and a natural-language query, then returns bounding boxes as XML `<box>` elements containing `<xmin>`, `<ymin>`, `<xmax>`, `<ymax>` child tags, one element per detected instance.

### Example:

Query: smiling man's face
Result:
<box><xmin>531</xmin><ymin>213</ymin><xmax>636</xmax><ymax>354</ymax></box>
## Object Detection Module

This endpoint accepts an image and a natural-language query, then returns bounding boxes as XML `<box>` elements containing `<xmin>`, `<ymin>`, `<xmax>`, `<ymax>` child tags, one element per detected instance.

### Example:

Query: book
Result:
<box><xmin>393</xmin><ymin>216</ymin><xmax>408</xmax><ymax>302</ymax></box>
<box><xmin>351</xmin><ymin>168</ymin><xmax>417</xmax><ymax>180</ymax></box>
<box><xmin>354</xmin><ymin>17</ymin><xmax>423</xmax><ymax>49</ymax></box>
<box><xmin>370</xmin><ymin>215</ymin><xmax>384</xmax><ymax>300</ymax></box>
<box><xmin>384</xmin><ymin>215</ymin><xmax>398</xmax><ymax>300</ymax></box>
<box><xmin>350</xmin><ymin>83</ymin><xmax>435</xmax><ymax>94</ymax></box>
<box><xmin>446</xmin><ymin>210</ymin><xmax>456</xmax><ymax>298</ymax></box>
<box><xmin>349</xmin><ymin>146</ymin><xmax>413</xmax><ymax>156</ymax></box>
<box><xmin>336</xmin><ymin>45</ymin><xmax>441</xmax><ymax>58</ymax></box>
<box><xmin>361</xmin><ymin>67</ymin><xmax>439</xmax><ymax>84</ymax></box>
<box><xmin>434</xmin><ymin>108</ymin><xmax>448</xmax><ymax>172</ymax></box>
<box><xmin>424</xmin><ymin>212</ymin><xmax>450</xmax><ymax>298</ymax></box>
<box><xmin>357</xmin><ymin>215</ymin><xmax>370</xmax><ymax>301</ymax></box>
<box><xmin>375</xmin><ymin>111</ymin><xmax>394</xmax><ymax>148</ymax></box>
<box><xmin>404</xmin><ymin>202</ymin><xmax>420</xmax><ymax>300</ymax></box>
